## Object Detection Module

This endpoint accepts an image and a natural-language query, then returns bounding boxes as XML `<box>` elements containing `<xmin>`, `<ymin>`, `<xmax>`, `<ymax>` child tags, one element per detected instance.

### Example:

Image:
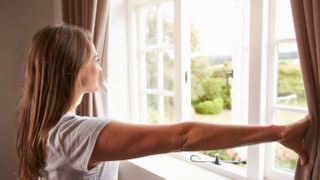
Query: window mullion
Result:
<box><xmin>174</xmin><ymin>0</ymin><xmax>191</xmax><ymax>122</ymax></box>
<box><xmin>158</xmin><ymin>50</ymin><xmax>165</xmax><ymax>123</ymax></box>
<box><xmin>264</xmin><ymin>0</ymin><xmax>277</xmax><ymax>176</ymax></box>
<box><xmin>247</xmin><ymin>0</ymin><xmax>265</xmax><ymax>179</ymax></box>
<box><xmin>275</xmin><ymin>39</ymin><xmax>296</xmax><ymax>44</ymax></box>
<box><xmin>137</xmin><ymin>5</ymin><xmax>148</xmax><ymax>123</ymax></box>
<box><xmin>156</xmin><ymin>4</ymin><xmax>165</xmax><ymax>123</ymax></box>
<box><xmin>128</xmin><ymin>4</ymin><xmax>140</xmax><ymax>123</ymax></box>
<box><xmin>140</xmin><ymin>45</ymin><xmax>174</xmax><ymax>52</ymax></box>
<box><xmin>274</xmin><ymin>105</ymin><xmax>307</xmax><ymax>113</ymax></box>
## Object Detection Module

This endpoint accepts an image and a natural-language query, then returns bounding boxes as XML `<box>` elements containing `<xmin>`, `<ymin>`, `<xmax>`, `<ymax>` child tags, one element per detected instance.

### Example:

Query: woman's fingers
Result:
<box><xmin>298</xmin><ymin>115</ymin><xmax>310</xmax><ymax>166</ymax></box>
<box><xmin>280</xmin><ymin>115</ymin><xmax>310</xmax><ymax>166</ymax></box>
<box><xmin>298</xmin><ymin>145</ymin><xmax>308</xmax><ymax>166</ymax></box>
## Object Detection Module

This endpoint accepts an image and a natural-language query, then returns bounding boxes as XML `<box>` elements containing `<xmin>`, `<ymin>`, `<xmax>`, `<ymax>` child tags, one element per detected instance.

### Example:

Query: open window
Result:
<box><xmin>128</xmin><ymin>0</ymin><xmax>306</xmax><ymax>179</ymax></box>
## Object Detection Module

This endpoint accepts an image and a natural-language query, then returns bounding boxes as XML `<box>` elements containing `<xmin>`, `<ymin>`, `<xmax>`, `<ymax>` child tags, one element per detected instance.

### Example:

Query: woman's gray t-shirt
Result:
<box><xmin>40</xmin><ymin>113</ymin><xmax>119</xmax><ymax>180</ymax></box>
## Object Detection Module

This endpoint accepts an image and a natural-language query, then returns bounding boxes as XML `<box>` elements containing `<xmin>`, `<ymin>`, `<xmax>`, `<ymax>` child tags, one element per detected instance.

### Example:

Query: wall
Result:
<box><xmin>0</xmin><ymin>0</ymin><xmax>54</xmax><ymax>179</ymax></box>
<box><xmin>0</xmin><ymin>0</ymin><xmax>130</xmax><ymax>178</ymax></box>
<box><xmin>0</xmin><ymin>0</ymin><xmax>131</xmax><ymax>178</ymax></box>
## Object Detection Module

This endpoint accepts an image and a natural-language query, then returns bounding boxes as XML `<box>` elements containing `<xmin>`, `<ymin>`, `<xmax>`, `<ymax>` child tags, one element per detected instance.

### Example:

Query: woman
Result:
<box><xmin>16</xmin><ymin>24</ymin><xmax>310</xmax><ymax>180</ymax></box>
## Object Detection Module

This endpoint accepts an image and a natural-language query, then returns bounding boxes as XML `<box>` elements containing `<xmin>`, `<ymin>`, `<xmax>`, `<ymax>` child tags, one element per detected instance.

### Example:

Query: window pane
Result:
<box><xmin>161</xmin><ymin>2</ymin><xmax>174</xmax><ymax>45</ymax></box>
<box><xmin>191</xmin><ymin>56</ymin><xmax>232</xmax><ymax>124</ymax></box>
<box><xmin>164</xmin><ymin>96</ymin><xmax>175</xmax><ymax>123</ymax></box>
<box><xmin>189</xmin><ymin>0</ymin><xmax>236</xmax><ymax>55</ymax></box>
<box><xmin>275</xmin><ymin>0</ymin><xmax>295</xmax><ymax>39</ymax></box>
<box><xmin>146</xmin><ymin>52</ymin><xmax>157</xmax><ymax>89</ymax></box>
<box><xmin>274</xmin><ymin>110</ymin><xmax>306</xmax><ymax>171</ymax></box>
<box><xmin>147</xmin><ymin>94</ymin><xmax>158</xmax><ymax>123</ymax></box>
<box><xmin>276</xmin><ymin>43</ymin><xmax>306</xmax><ymax>107</ymax></box>
<box><xmin>189</xmin><ymin>0</ymin><xmax>246</xmax><ymax>168</ymax></box>
<box><xmin>142</xmin><ymin>6</ymin><xmax>157</xmax><ymax>46</ymax></box>
<box><xmin>163</xmin><ymin>50</ymin><xmax>174</xmax><ymax>90</ymax></box>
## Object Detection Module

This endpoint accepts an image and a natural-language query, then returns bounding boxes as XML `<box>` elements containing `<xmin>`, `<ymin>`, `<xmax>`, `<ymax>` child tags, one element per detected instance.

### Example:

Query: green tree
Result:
<box><xmin>191</xmin><ymin>24</ymin><xmax>200</xmax><ymax>52</ymax></box>
<box><xmin>145</xmin><ymin>8</ymin><xmax>156</xmax><ymax>45</ymax></box>
<box><xmin>191</xmin><ymin>57</ymin><xmax>232</xmax><ymax>112</ymax></box>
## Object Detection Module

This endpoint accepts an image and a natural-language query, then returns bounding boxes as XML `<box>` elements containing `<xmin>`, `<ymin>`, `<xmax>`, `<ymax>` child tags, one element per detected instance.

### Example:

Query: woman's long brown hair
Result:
<box><xmin>16</xmin><ymin>24</ymin><xmax>92</xmax><ymax>180</ymax></box>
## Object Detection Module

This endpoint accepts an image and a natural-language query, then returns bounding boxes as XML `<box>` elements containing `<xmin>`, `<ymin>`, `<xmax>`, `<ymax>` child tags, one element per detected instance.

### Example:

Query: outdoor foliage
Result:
<box><xmin>278</xmin><ymin>61</ymin><xmax>305</xmax><ymax>105</ymax></box>
<box><xmin>191</xmin><ymin>57</ymin><xmax>232</xmax><ymax>114</ymax></box>
<box><xmin>195</xmin><ymin>98</ymin><xmax>223</xmax><ymax>114</ymax></box>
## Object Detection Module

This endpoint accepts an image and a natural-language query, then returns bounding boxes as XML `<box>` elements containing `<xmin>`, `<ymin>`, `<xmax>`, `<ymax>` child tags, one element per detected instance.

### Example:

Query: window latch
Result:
<box><xmin>190</xmin><ymin>154</ymin><xmax>247</xmax><ymax>165</ymax></box>
<box><xmin>185</xmin><ymin>71</ymin><xmax>188</xmax><ymax>83</ymax></box>
<box><xmin>226</xmin><ymin>70</ymin><xmax>233</xmax><ymax>86</ymax></box>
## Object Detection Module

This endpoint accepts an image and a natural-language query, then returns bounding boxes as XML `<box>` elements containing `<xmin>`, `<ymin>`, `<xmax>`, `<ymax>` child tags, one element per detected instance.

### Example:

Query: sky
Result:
<box><xmin>188</xmin><ymin>0</ymin><xmax>295</xmax><ymax>55</ymax></box>
<box><xmin>189</xmin><ymin>0</ymin><xmax>237</xmax><ymax>55</ymax></box>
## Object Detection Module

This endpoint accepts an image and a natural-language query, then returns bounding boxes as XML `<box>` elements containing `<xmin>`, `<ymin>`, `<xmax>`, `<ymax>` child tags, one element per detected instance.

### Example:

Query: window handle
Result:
<box><xmin>226</xmin><ymin>70</ymin><xmax>233</xmax><ymax>86</ymax></box>
<box><xmin>185</xmin><ymin>71</ymin><xmax>188</xmax><ymax>83</ymax></box>
<box><xmin>190</xmin><ymin>154</ymin><xmax>247</xmax><ymax>165</ymax></box>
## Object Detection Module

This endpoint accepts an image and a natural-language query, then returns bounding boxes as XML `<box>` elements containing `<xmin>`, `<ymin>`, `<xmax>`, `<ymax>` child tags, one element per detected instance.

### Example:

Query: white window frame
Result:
<box><xmin>128</xmin><ymin>0</ymin><xmax>178</xmax><ymax>124</ymax></box>
<box><xmin>264</xmin><ymin>0</ymin><xmax>308</xmax><ymax>179</ymax></box>
<box><xmin>175</xmin><ymin>0</ymin><xmax>253</xmax><ymax>178</ymax></box>
<box><xmin>128</xmin><ymin>0</ymin><xmax>260</xmax><ymax>179</ymax></box>
<box><xmin>247</xmin><ymin>0</ymin><xmax>265</xmax><ymax>179</ymax></box>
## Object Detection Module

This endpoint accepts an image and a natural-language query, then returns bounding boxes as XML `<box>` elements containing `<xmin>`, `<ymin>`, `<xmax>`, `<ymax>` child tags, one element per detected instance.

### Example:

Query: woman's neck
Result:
<box><xmin>67</xmin><ymin>93</ymin><xmax>84</xmax><ymax>114</ymax></box>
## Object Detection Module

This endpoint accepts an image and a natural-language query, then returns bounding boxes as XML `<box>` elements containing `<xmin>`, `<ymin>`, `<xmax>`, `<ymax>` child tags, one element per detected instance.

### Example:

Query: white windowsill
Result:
<box><xmin>119</xmin><ymin>153</ymin><xmax>238</xmax><ymax>180</ymax></box>
<box><xmin>171</xmin><ymin>152</ymin><xmax>248</xmax><ymax>179</ymax></box>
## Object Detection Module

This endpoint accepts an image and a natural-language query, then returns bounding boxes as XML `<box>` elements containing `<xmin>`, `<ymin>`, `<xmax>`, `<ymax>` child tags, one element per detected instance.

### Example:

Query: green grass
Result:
<box><xmin>275</xmin><ymin>110</ymin><xmax>306</xmax><ymax>125</ymax></box>
<box><xmin>192</xmin><ymin>109</ymin><xmax>232</xmax><ymax>124</ymax></box>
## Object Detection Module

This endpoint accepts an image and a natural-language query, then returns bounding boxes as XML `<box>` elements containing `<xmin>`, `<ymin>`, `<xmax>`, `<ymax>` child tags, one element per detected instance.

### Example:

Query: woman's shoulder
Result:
<box><xmin>47</xmin><ymin>114</ymin><xmax>110</xmax><ymax>150</ymax></box>
<box><xmin>56</xmin><ymin>113</ymin><xmax>109</xmax><ymax>128</ymax></box>
<box><xmin>45</xmin><ymin>113</ymin><xmax>111</xmax><ymax>171</ymax></box>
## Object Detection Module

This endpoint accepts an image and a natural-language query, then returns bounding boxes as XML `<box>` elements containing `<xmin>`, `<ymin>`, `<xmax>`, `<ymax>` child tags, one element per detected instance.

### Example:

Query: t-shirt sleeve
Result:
<box><xmin>56</xmin><ymin>116</ymin><xmax>110</xmax><ymax>172</ymax></box>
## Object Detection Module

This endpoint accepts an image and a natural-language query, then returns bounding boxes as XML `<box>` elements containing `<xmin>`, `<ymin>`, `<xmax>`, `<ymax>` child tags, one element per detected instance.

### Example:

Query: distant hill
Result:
<box><xmin>208</xmin><ymin>56</ymin><xmax>232</xmax><ymax>65</ymax></box>
<box><xmin>279</xmin><ymin>51</ymin><xmax>298</xmax><ymax>59</ymax></box>
<box><xmin>191</xmin><ymin>55</ymin><xmax>232</xmax><ymax>66</ymax></box>
<box><xmin>192</xmin><ymin>51</ymin><xmax>298</xmax><ymax>65</ymax></box>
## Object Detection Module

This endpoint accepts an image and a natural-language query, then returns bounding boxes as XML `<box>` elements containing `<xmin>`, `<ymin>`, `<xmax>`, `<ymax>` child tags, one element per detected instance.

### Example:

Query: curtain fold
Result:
<box><xmin>291</xmin><ymin>0</ymin><xmax>320</xmax><ymax>179</ymax></box>
<box><xmin>61</xmin><ymin>0</ymin><xmax>110</xmax><ymax>117</ymax></box>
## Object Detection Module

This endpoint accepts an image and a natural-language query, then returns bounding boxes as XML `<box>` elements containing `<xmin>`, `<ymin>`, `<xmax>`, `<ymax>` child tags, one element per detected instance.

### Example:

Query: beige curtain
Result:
<box><xmin>61</xmin><ymin>0</ymin><xmax>110</xmax><ymax>117</ymax></box>
<box><xmin>291</xmin><ymin>0</ymin><xmax>320</xmax><ymax>179</ymax></box>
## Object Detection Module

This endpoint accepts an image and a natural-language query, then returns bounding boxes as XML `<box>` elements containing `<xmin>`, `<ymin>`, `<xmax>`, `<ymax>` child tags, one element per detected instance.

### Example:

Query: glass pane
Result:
<box><xmin>191</xmin><ymin>56</ymin><xmax>232</xmax><ymax>123</ymax></box>
<box><xmin>147</xmin><ymin>94</ymin><xmax>158</xmax><ymax>124</ymax></box>
<box><xmin>161</xmin><ymin>2</ymin><xmax>174</xmax><ymax>45</ymax></box>
<box><xmin>189</xmin><ymin>0</ymin><xmax>236</xmax><ymax>54</ymax></box>
<box><xmin>146</xmin><ymin>52</ymin><xmax>157</xmax><ymax>89</ymax></box>
<box><xmin>142</xmin><ymin>6</ymin><xmax>157</xmax><ymax>46</ymax></box>
<box><xmin>164</xmin><ymin>96</ymin><xmax>175</xmax><ymax>123</ymax></box>
<box><xmin>275</xmin><ymin>0</ymin><xmax>295</xmax><ymax>39</ymax></box>
<box><xmin>163</xmin><ymin>50</ymin><xmax>174</xmax><ymax>90</ymax></box>
<box><xmin>189</xmin><ymin>0</ymin><xmax>246</xmax><ymax>168</ymax></box>
<box><xmin>274</xmin><ymin>110</ymin><xmax>306</xmax><ymax>171</ymax></box>
<box><xmin>277</xmin><ymin>43</ymin><xmax>306</xmax><ymax>107</ymax></box>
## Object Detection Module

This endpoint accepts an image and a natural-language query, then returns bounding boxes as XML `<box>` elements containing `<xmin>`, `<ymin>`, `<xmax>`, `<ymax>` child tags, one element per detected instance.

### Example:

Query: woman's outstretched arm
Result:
<box><xmin>89</xmin><ymin>116</ymin><xmax>309</xmax><ymax>168</ymax></box>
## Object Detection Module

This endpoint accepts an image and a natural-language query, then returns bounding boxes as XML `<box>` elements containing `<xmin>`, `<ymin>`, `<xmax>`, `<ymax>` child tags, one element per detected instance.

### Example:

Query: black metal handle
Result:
<box><xmin>190</xmin><ymin>154</ymin><xmax>247</xmax><ymax>166</ymax></box>
<box><xmin>226</xmin><ymin>70</ymin><xmax>233</xmax><ymax>86</ymax></box>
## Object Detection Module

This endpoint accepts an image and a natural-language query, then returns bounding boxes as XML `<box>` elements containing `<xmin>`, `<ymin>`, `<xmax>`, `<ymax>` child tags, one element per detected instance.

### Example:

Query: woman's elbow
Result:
<box><xmin>174</xmin><ymin>122</ymin><xmax>193</xmax><ymax>151</ymax></box>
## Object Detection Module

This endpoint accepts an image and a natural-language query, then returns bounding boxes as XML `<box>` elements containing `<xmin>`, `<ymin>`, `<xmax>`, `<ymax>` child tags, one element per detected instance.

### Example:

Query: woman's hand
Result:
<box><xmin>279</xmin><ymin>115</ymin><xmax>310</xmax><ymax>166</ymax></box>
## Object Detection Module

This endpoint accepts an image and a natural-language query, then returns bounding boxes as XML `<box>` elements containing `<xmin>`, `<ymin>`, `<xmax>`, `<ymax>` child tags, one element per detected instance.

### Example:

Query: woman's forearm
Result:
<box><xmin>178</xmin><ymin>122</ymin><xmax>284</xmax><ymax>151</ymax></box>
